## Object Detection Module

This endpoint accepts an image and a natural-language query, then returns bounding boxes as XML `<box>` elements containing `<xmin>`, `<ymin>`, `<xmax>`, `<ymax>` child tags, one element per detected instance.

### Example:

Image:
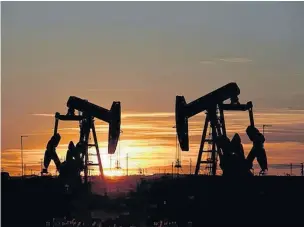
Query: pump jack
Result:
<box><xmin>42</xmin><ymin>96</ymin><xmax>121</xmax><ymax>187</ymax></box>
<box><xmin>175</xmin><ymin>82</ymin><xmax>267</xmax><ymax>176</ymax></box>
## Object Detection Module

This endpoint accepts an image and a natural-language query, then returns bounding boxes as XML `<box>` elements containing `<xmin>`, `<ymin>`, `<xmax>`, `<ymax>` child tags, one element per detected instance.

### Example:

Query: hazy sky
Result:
<box><xmin>2</xmin><ymin>2</ymin><xmax>304</xmax><ymax>175</ymax></box>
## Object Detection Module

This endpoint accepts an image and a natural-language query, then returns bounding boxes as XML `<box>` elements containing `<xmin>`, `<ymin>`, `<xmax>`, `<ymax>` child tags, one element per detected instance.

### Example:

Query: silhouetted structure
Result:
<box><xmin>246</xmin><ymin>125</ymin><xmax>268</xmax><ymax>175</ymax></box>
<box><xmin>41</xmin><ymin>96</ymin><xmax>121</xmax><ymax>188</ymax></box>
<box><xmin>175</xmin><ymin>82</ymin><xmax>267</xmax><ymax>176</ymax></box>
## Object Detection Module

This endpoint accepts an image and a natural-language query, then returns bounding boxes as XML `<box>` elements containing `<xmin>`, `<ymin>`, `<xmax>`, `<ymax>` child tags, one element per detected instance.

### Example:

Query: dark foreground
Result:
<box><xmin>2</xmin><ymin>175</ymin><xmax>304</xmax><ymax>227</ymax></box>
<box><xmin>148</xmin><ymin>175</ymin><xmax>304</xmax><ymax>226</ymax></box>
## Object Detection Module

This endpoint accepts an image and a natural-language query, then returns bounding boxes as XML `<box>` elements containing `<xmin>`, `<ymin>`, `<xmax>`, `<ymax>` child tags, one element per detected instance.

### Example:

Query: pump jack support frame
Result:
<box><xmin>195</xmin><ymin>102</ymin><xmax>255</xmax><ymax>176</ymax></box>
<box><xmin>53</xmin><ymin>112</ymin><xmax>104</xmax><ymax>184</ymax></box>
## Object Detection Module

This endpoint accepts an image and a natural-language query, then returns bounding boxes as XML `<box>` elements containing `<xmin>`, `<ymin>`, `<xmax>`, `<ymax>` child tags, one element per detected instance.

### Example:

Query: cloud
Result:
<box><xmin>200</xmin><ymin>60</ymin><xmax>216</xmax><ymax>65</ymax></box>
<box><xmin>5</xmin><ymin>108</ymin><xmax>304</xmax><ymax>176</ymax></box>
<box><xmin>87</xmin><ymin>88</ymin><xmax>149</xmax><ymax>92</ymax></box>
<box><xmin>31</xmin><ymin>113</ymin><xmax>54</xmax><ymax>117</ymax></box>
<box><xmin>217</xmin><ymin>58</ymin><xmax>253</xmax><ymax>63</ymax></box>
<box><xmin>3</xmin><ymin>148</ymin><xmax>43</xmax><ymax>153</ymax></box>
<box><xmin>200</xmin><ymin>58</ymin><xmax>253</xmax><ymax>65</ymax></box>
<box><xmin>30</xmin><ymin>112</ymin><xmax>174</xmax><ymax>119</ymax></box>
<box><xmin>122</xmin><ymin>112</ymin><xmax>174</xmax><ymax>118</ymax></box>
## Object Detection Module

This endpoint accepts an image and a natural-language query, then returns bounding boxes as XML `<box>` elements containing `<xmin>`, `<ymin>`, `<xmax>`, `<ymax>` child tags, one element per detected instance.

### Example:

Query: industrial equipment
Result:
<box><xmin>42</xmin><ymin>96</ymin><xmax>121</xmax><ymax>186</ymax></box>
<box><xmin>175</xmin><ymin>82</ymin><xmax>267</xmax><ymax>176</ymax></box>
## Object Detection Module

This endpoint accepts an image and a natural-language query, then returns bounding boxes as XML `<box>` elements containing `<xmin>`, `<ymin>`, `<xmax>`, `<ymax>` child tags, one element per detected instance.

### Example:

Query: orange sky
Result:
<box><xmin>2</xmin><ymin>2</ymin><xmax>304</xmax><ymax>176</ymax></box>
<box><xmin>2</xmin><ymin>108</ymin><xmax>304</xmax><ymax>176</ymax></box>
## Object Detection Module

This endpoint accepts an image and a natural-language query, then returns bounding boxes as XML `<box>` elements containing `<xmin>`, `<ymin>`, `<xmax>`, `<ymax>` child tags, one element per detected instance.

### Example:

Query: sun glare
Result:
<box><xmin>103</xmin><ymin>169</ymin><xmax>125</xmax><ymax>177</ymax></box>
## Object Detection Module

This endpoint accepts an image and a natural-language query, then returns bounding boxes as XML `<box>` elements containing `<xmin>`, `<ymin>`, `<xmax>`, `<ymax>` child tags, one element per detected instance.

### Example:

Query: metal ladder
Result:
<box><xmin>195</xmin><ymin>106</ymin><xmax>224</xmax><ymax>176</ymax></box>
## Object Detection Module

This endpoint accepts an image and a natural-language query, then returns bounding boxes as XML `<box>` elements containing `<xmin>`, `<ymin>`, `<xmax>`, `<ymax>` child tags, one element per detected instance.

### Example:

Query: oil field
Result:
<box><xmin>2</xmin><ymin>83</ymin><xmax>304</xmax><ymax>227</ymax></box>
<box><xmin>2</xmin><ymin>2</ymin><xmax>304</xmax><ymax>227</ymax></box>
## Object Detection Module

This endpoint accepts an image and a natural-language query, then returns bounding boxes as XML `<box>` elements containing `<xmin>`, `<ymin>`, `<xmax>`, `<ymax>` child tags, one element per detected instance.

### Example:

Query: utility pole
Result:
<box><xmin>263</xmin><ymin>125</ymin><xmax>272</xmax><ymax>159</ymax></box>
<box><xmin>126</xmin><ymin>153</ymin><xmax>129</xmax><ymax>176</ymax></box>
<box><xmin>110</xmin><ymin>155</ymin><xmax>112</xmax><ymax>172</ymax></box>
<box><xmin>190</xmin><ymin>159</ymin><xmax>192</xmax><ymax>175</ymax></box>
<box><xmin>116</xmin><ymin>130</ymin><xmax>123</xmax><ymax>169</ymax></box>
<box><xmin>262</xmin><ymin>124</ymin><xmax>272</xmax><ymax>136</ymax></box>
<box><xmin>21</xmin><ymin>135</ymin><xmax>28</xmax><ymax>177</ymax></box>
<box><xmin>290</xmin><ymin>163</ymin><xmax>293</xmax><ymax>175</ymax></box>
<box><xmin>301</xmin><ymin>163</ymin><xmax>303</xmax><ymax>176</ymax></box>
<box><xmin>40</xmin><ymin>159</ymin><xmax>43</xmax><ymax>176</ymax></box>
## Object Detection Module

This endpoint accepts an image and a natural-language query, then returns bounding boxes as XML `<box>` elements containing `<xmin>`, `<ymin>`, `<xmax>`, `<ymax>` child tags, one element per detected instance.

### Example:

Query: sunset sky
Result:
<box><xmin>2</xmin><ymin>2</ymin><xmax>304</xmax><ymax>176</ymax></box>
